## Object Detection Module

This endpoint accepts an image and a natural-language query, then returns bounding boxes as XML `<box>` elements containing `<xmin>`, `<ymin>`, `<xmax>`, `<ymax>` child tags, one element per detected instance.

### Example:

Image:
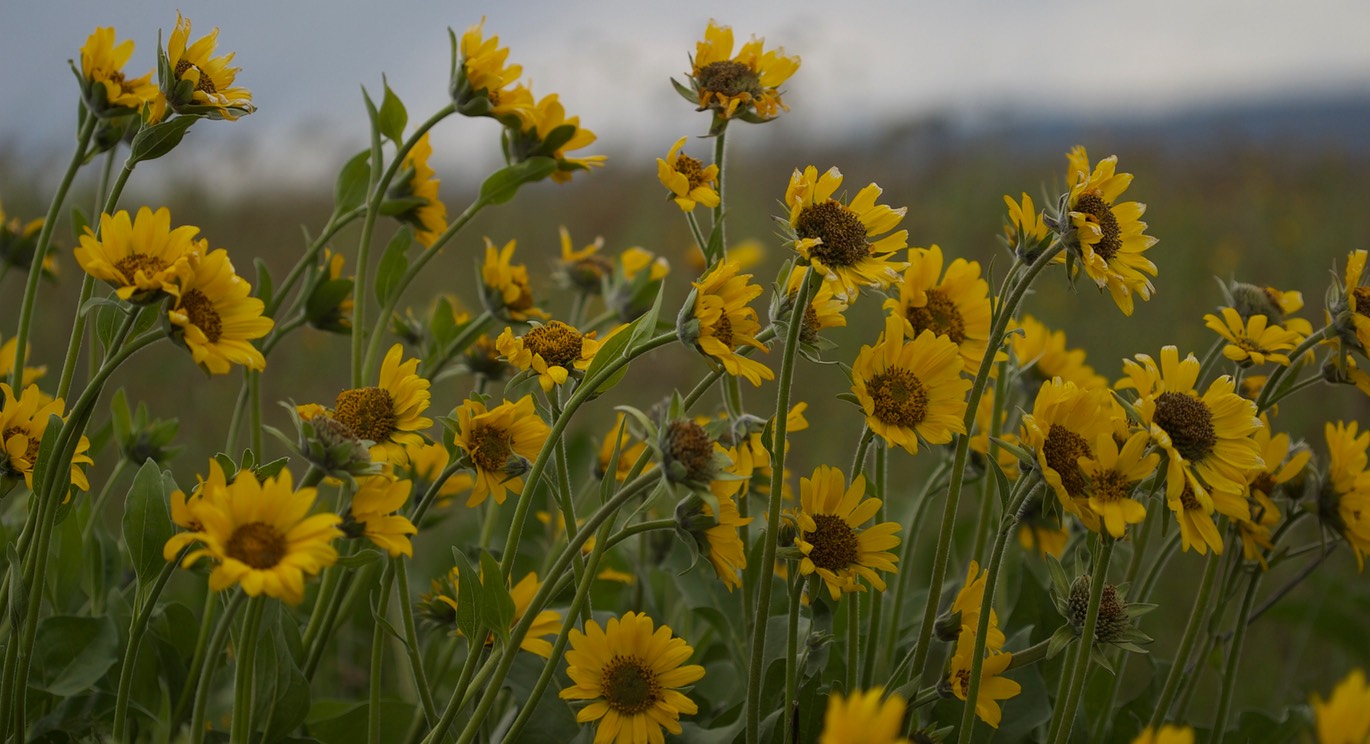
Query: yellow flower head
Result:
<box><xmin>435</xmin><ymin>567</ymin><xmax>562</xmax><ymax>657</ymax></box>
<box><xmin>1321</xmin><ymin>421</ymin><xmax>1370</xmax><ymax>569</ymax></box>
<box><xmin>687</xmin><ymin>19</ymin><xmax>800</xmax><ymax>123</ymax></box>
<box><xmin>497</xmin><ymin>320</ymin><xmax>602</xmax><ymax>393</ymax></box>
<box><xmin>1062</xmin><ymin>146</ymin><xmax>1158</xmax><ymax>316</ymax></box>
<box><xmin>819</xmin><ymin>688</ymin><xmax>912</xmax><ymax>744</ymax></box>
<box><xmin>512</xmin><ymin>93</ymin><xmax>606</xmax><ymax>184</ymax></box>
<box><xmin>75</xmin><ymin>207</ymin><xmax>202</xmax><ymax>303</ymax></box>
<box><xmin>948</xmin><ymin>632</ymin><xmax>1020</xmax><ymax>729</ymax></box>
<box><xmin>453</xmin><ymin>18</ymin><xmax>533</xmax><ymax>128</ymax></box>
<box><xmin>1020</xmin><ymin>378</ymin><xmax>1117</xmax><ymax>532</ymax></box>
<box><xmin>1312</xmin><ymin>668</ymin><xmax>1370</xmax><ymax>744</ymax></box>
<box><xmin>0</xmin><ymin>384</ymin><xmax>93</xmax><ymax>494</ymax></box>
<box><xmin>948</xmin><ymin>560</ymin><xmax>1006</xmax><ymax>651</ymax></box>
<box><xmin>793</xmin><ymin>465</ymin><xmax>901</xmax><ymax>600</ymax></box>
<box><xmin>1008</xmin><ymin>315</ymin><xmax>1108</xmax><ymax>390</ymax></box>
<box><xmin>1131</xmin><ymin>725</ymin><xmax>1196</xmax><ymax>744</ymax></box>
<box><xmin>1121</xmin><ymin>346</ymin><xmax>1264</xmax><ymax>509</ymax></box>
<box><xmin>346</xmin><ymin>474</ymin><xmax>417</xmax><ymax>558</ymax></box>
<box><xmin>481</xmin><ymin>238</ymin><xmax>548</xmax><ymax>322</ymax></box>
<box><xmin>154</xmin><ymin>12</ymin><xmax>254</xmax><ymax>121</ymax></box>
<box><xmin>883</xmin><ymin>244</ymin><xmax>993</xmax><ymax>372</ymax></box>
<box><xmin>167</xmin><ymin>249</ymin><xmax>273</xmax><ymax>375</ymax></box>
<box><xmin>170</xmin><ymin>468</ymin><xmax>341</xmax><ymax>604</ymax></box>
<box><xmin>557</xmin><ymin>227</ymin><xmax>613</xmax><ymax>293</ymax></box>
<box><xmin>787</xmin><ymin>266</ymin><xmax>848</xmax><ymax>345</ymax></box>
<box><xmin>687</xmin><ymin>259</ymin><xmax>774</xmax><ymax>386</ymax></box>
<box><xmin>619</xmin><ymin>246</ymin><xmax>670</xmax><ymax>283</ymax></box>
<box><xmin>1338</xmin><ymin>249</ymin><xmax>1370</xmax><ymax>353</ymax></box>
<box><xmin>786</xmin><ymin>166</ymin><xmax>909</xmax><ymax>302</ymax></box>
<box><xmin>1169</xmin><ymin>481</ymin><xmax>1224</xmax><ymax>555</ymax></box>
<box><xmin>657</xmin><ymin>137</ymin><xmax>720</xmax><ymax>212</ymax></box>
<box><xmin>1078</xmin><ymin>431</ymin><xmax>1158</xmax><ymax>539</ymax></box>
<box><xmin>852</xmin><ymin>315</ymin><xmax>971</xmax><ymax>455</ymax></box>
<box><xmin>597</xmin><ymin>413</ymin><xmax>654</xmax><ymax>483</ymax></box>
<box><xmin>453</xmin><ymin>395</ymin><xmax>549</xmax><ymax>507</ymax></box>
<box><xmin>314</xmin><ymin>344</ymin><xmax>433</xmax><ymax>465</ymax></box>
<box><xmin>687</xmin><ymin>238</ymin><xmax>765</xmax><ymax>274</ymax></box>
<box><xmin>1003</xmin><ymin>192</ymin><xmax>1050</xmax><ymax>256</ymax></box>
<box><xmin>0</xmin><ymin>336</ymin><xmax>46</xmax><ymax>390</ymax></box>
<box><xmin>1017</xmin><ymin>494</ymin><xmax>1070</xmax><ymax>559</ymax></box>
<box><xmin>682</xmin><ymin>492</ymin><xmax>752</xmax><ymax>592</ymax></box>
<box><xmin>390</xmin><ymin>133</ymin><xmax>447</xmax><ymax>248</ymax></box>
<box><xmin>559</xmin><ymin>612</ymin><xmax>706</xmax><ymax>742</ymax></box>
<box><xmin>1203</xmin><ymin>307</ymin><xmax>1301</xmax><ymax>366</ymax></box>
<box><xmin>78</xmin><ymin>27</ymin><xmax>158</xmax><ymax>116</ymax></box>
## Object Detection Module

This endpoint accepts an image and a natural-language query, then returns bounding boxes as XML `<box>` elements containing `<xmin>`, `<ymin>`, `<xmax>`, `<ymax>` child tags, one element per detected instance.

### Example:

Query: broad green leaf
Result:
<box><xmin>129</xmin><ymin>116</ymin><xmax>200</xmax><ymax>163</ymax></box>
<box><xmin>31</xmin><ymin>413</ymin><xmax>65</xmax><ymax>497</ymax></box>
<box><xmin>254</xmin><ymin>258</ymin><xmax>274</xmax><ymax>309</ymax></box>
<box><xmin>254</xmin><ymin>606</ymin><xmax>312</xmax><ymax>740</ymax></box>
<box><xmin>122</xmin><ymin>459</ymin><xmax>174</xmax><ymax>587</ymax></box>
<box><xmin>378</xmin><ymin>79</ymin><xmax>408</xmax><ymax>143</ymax></box>
<box><xmin>449</xmin><ymin>548</ymin><xmax>481</xmax><ymax>642</ymax></box>
<box><xmin>110</xmin><ymin>388</ymin><xmax>133</xmax><ymax>446</ymax></box>
<box><xmin>334</xmin><ymin>150</ymin><xmax>371</xmax><ymax>213</ymax></box>
<box><xmin>374</xmin><ymin>227</ymin><xmax>412</xmax><ymax>306</ymax></box>
<box><xmin>28</xmin><ymin>615</ymin><xmax>119</xmax><ymax>696</ymax></box>
<box><xmin>478</xmin><ymin>157</ymin><xmax>556</xmax><ymax>206</ymax></box>
<box><xmin>479</xmin><ymin>551</ymin><xmax>515</xmax><ymax>646</ymax></box>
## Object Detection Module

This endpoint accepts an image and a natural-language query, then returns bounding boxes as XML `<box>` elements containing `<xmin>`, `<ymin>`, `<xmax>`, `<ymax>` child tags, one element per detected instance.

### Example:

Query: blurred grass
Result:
<box><xmin>3</xmin><ymin>125</ymin><xmax>1369</xmax><ymax>726</ymax></box>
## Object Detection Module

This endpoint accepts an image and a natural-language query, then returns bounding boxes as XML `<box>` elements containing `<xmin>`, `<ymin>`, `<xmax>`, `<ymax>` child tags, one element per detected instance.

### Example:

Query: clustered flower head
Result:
<box><xmin>150</xmin><ymin>12</ymin><xmax>255</xmax><ymax>122</ymax></box>
<box><xmin>678</xmin><ymin>19</ymin><xmax>800</xmax><ymax>133</ymax></box>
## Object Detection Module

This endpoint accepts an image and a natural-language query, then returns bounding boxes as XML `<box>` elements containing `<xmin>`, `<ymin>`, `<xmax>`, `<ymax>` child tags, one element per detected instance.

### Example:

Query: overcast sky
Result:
<box><xmin>4</xmin><ymin>0</ymin><xmax>1369</xmax><ymax>191</ymax></box>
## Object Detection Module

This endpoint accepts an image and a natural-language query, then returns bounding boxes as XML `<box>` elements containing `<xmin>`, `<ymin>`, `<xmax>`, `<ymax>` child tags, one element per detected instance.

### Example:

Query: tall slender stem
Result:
<box><xmin>368</xmin><ymin>569</ymin><xmax>395</xmax><ymax>744</ymax></box>
<box><xmin>711</xmin><ymin>127</ymin><xmax>728</xmax><ymax>260</ymax></box>
<box><xmin>781</xmin><ymin>566</ymin><xmax>803</xmax><ymax>744</ymax></box>
<box><xmin>395</xmin><ymin>558</ymin><xmax>439</xmax><ymax>725</ymax></box>
<box><xmin>744</xmin><ymin>271</ymin><xmax>813</xmax><ymax>743</ymax></box>
<box><xmin>1148</xmin><ymin>549</ymin><xmax>1222</xmax><ymax>728</ymax></box>
<box><xmin>1255</xmin><ymin>325</ymin><xmax>1333</xmax><ymax>412</ymax></box>
<box><xmin>860</xmin><ymin>445</ymin><xmax>888</xmax><ymax>686</ymax></box>
<box><xmin>9</xmin><ymin>114</ymin><xmax>95</xmax><ymax>389</ymax></box>
<box><xmin>189</xmin><ymin>591</ymin><xmax>247</xmax><ymax>744</ymax></box>
<box><xmin>230</xmin><ymin>597</ymin><xmax>267</xmax><ymax>744</ymax></box>
<box><xmin>882</xmin><ymin>459</ymin><xmax>951</xmax><ymax>680</ymax></box>
<box><xmin>1050</xmin><ymin>537</ymin><xmax>1115</xmax><ymax>744</ymax></box>
<box><xmin>171</xmin><ymin>590</ymin><xmax>220</xmax><ymax>727</ymax></box>
<box><xmin>112</xmin><ymin>548</ymin><xmax>188</xmax><ymax>739</ymax></box>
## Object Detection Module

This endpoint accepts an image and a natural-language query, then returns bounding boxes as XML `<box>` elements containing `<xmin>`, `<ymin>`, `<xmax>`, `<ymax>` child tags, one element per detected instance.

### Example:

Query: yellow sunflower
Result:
<box><xmin>153</xmin><ymin>12</ymin><xmax>254</xmax><ymax>121</ymax></box>
<box><xmin>1248</xmin><ymin>414</ymin><xmax>1310</xmax><ymax>502</ymax></box>
<box><xmin>557</xmin><ymin>227</ymin><xmax>613</xmax><ymax>293</ymax></box>
<box><xmin>597</xmin><ymin>413</ymin><xmax>654</xmax><ymax>482</ymax></box>
<box><xmin>948</xmin><ymin>560</ymin><xmax>1006</xmax><ymax>651</ymax></box>
<box><xmin>1169</xmin><ymin>482</ymin><xmax>1224</xmax><ymax>555</ymax></box>
<box><xmin>1321</xmin><ymin>421</ymin><xmax>1370</xmax><ymax>569</ymax></box>
<box><xmin>481</xmin><ymin>238</ymin><xmax>548</xmax><ymax>322</ymax></box>
<box><xmin>657</xmin><ymin>137</ymin><xmax>720</xmax><ymax>212</ymax></box>
<box><xmin>948</xmin><ymin>632</ymin><xmax>1020</xmax><ymax>729</ymax></box>
<box><xmin>1312</xmin><ymin>668</ymin><xmax>1370</xmax><ymax>744</ymax></box>
<box><xmin>1062</xmin><ymin>146</ymin><xmax>1158</xmax><ymax>316</ymax></box>
<box><xmin>1020</xmin><ymin>378</ymin><xmax>1117</xmax><ymax>532</ymax></box>
<box><xmin>387</xmin><ymin>133</ymin><xmax>447</xmax><ymax>248</ymax></box>
<box><xmin>619</xmin><ymin>247</ymin><xmax>670</xmax><ymax>283</ymax></box>
<box><xmin>346</xmin><ymin>474</ymin><xmax>417</xmax><ymax>558</ymax></box>
<box><xmin>78</xmin><ymin>27</ymin><xmax>158</xmax><ymax>116</ymax></box>
<box><xmin>168</xmin><ymin>468</ymin><xmax>341</xmax><ymax>604</ymax></box>
<box><xmin>1339</xmin><ymin>249</ymin><xmax>1370</xmax><ymax>353</ymax></box>
<box><xmin>1237</xmin><ymin>490</ymin><xmax>1280</xmax><ymax>569</ymax></box>
<box><xmin>785</xmin><ymin>165</ymin><xmax>909</xmax><ymax>302</ymax></box>
<box><xmin>1121</xmin><ymin>346</ymin><xmax>1264</xmax><ymax>509</ymax></box>
<box><xmin>1004</xmin><ymin>192</ymin><xmax>1051</xmax><ymax>256</ymax></box>
<box><xmin>1077</xmin><ymin>431</ymin><xmax>1158</xmax><ymax>539</ymax></box>
<box><xmin>496</xmin><ymin>320</ymin><xmax>602</xmax><ymax>393</ymax></box>
<box><xmin>307</xmin><ymin>344</ymin><xmax>432</xmax><ymax>465</ymax></box>
<box><xmin>435</xmin><ymin>567</ymin><xmax>562</xmax><ymax>657</ymax></box>
<box><xmin>1203</xmin><ymin>307</ymin><xmax>1301</xmax><ymax>366</ymax></box>
<box><xmin>1008</xmin><ymin>315</ymin><xmax>1108</xmax><ymax>390</ymax></box>
<box><xmin>884</xmin><ymin>244</ymin><xmax>992</xmax><ymax>372</ymax></box>
<box><xmin>453</xmin><ymin>19</ymin><xmax>533</xmax><ymax>127</ymax></box>
<box><xmin>687</xmin><ymin>19</ymin><xmax>800</xmax><ymax>122</ymax></box>
<box><xmin>74</xmin><ymin>206</ymin><xmax>202</xmax><ymax>303</ymax></box>
<box><xmin>853</xmin><ymin>315</ymin><xmax>971</xmax><ymax>455</ymax></box>
<box><xmin>819</xmin><ymin>688</ymin><xmax>911</xmax><ymax>744</ymax></box>
<box><xmin>0</xmin><ymin>336</ymin><xmax>46</xmax><ymax>389</ymax></box>
<box><xmin>167</xmin><ymin>249</ymin><xmax>273</xmax><ymax>375</ymax></box>
<box><xmin>686</xmin><ymin>259</ymin><xmax>773</xmax><ymax>386</ymax></box>
<box><xmin>0</xmin><ymin>200</ymin><xmax>51</xmax><ymax>277</ymax></box>
<box><xmin>0</xmin><ymin>384</ymin><xmax>93</xmax><ymax>493</ymax></box>
<box><xmin>523</xmin><ymin>93</ymin><xmax>606</xmax><ymax>184</ymax></box>
<box><xmin>559</xmin><ymin>612</ymin><xmax>706</xmax><ymax>743</ymax></box>
<box><xmin>787</xmin><ymin>267</ymin><xmax>848</xmax><ymax>345</ymax></box>
<box><xmin>453</xmin><ymin>395</ymin><xmax>549</xmax><ymax>507</ymax></box>
<box><xmin>1131</xmin><ymin>725</ymin><xmax>1196</xmax><ymax>744</ymax></box>
<box><xmin>793</xmin><ymin>465</ymin><xmax>901</xmax><ymax>600</ymax></box>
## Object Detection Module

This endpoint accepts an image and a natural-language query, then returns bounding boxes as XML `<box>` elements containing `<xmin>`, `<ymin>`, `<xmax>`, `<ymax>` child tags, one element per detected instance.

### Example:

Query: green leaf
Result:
<box><xmin>702</xmin><ymin>216</ymin><xmax>725</xmax><ymax>264</ymax></box>
<box><xmin>988</xmin><ymin>456</ymin><xmax>1014</xmax><ymax>508</ymax></box>
<box><xmin>374</xmin><ymin>228</ymin><xmax>412</xmax><ymax>306</ymax></box>
<box><xmin>306</xmin><ymin>278</ymin><xmax>354</xmax><ymax>321</ymax></box>
<box><xmin>378</xmin><ymin>79</ymin><xmax>408</xmax><ymax>144</ymax></box>
<box><xmin>449</xmin><ymin>548</ymin><xmax>482</xmax><ymax>643</ymax></box>
<box><xmin>70</xmin><ymin>207</ymin><xmax>90</xmax><ymax>240</ymax></box>
<box><xmin>110</xmin><ymin>388</ymin><xmax>133</xmax><ymax>447</ymax></box>
<box><xmin>31</xmin><ymin>413</ymin><xmax>65</xmax><ymax>497</ymax></box>
<box><xmin>307</xmin><ymin>700</ymin><xmax>416</xmax><ymax>744</ymax></box>
<box><xmin>334</xmin><ymin>150</ymin><xmax>371</xmax><ymax>213</ymax></box>
<box><xmin>129</xmin><ymin>116</ymin><xmax>200</xmax><ymax>163</ymax></box>
<box><xmin>335</xmin><ymin>549</ymin><xmax>382</xmax><ymax>569</ymax></box>
<box><xmin>254</xmin><ymin>258</ymin><xmax>274</xmax><ymax>310</ymax></box>
<box><xmin>585</xmin><ymin>302</ymin><xmax>658</xmax><ymax>398</ymax></box>
<box><xmin>478</xmin><ymin>157</ymin><xmax>557</xmax><ymax>206</ymax></box>
<box><xmin>122</xmin><ymin>459</ymin><xmax>173</xmax><ymax>587</ymax></box>
<box><xmin>479</xmin><ymin>552</ymin><xmax>515</xmax><ymax>646</ymax></box>
<box><xmin>7</xmin><ymin>544</ymin><xmax>25</xmax><ymax>627</ymax></box>
<box><xmin>254</xmin><ymin>607</ymin><xmax>312</xmax><ymax>740</ymax></box>
<box><xmin>28</xmin><ymin>615</ymin><xmax>119</xmax><ymax>696</ymax></box>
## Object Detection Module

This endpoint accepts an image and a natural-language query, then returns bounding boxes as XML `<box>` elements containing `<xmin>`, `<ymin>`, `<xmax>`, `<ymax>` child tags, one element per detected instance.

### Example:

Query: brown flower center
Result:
<box><xmin>179</xmin><ymin>289</ymin><xmax>223</xmax><ymax>343</ymax></box>
<box><xmin>1073</xmin><ymin>192</ymin><xmax>1122</xmax><ymax>261</ymax></box>
<box><xmin>711</xmin><ymin>313</ymin><xmax>734</xmax><ymax>347</ymax></box>
<box><xmin>113</xmin><ymin>253</ymin><xmax>168</xmax><ymax>286</ymax></box>
<box><xmin>1179</xmin><ymin>485</ymin><xmax>1203</xmax><ymax>511</ymax></box>
<box><xmin>468</xmin><ymin>423</ymin><xmax>513</xmax><ymax>473</ymax></box>
<box><xmin>906</xmin><ymin>289</ymin><xmax>966</xmax><ymax>345</ymax></box>
<box><xmin>1250</xmin><ymin>472</ymin><xmax>1276</xmax><ymax>497</ymax></box>
<box><xmin>696</xmin><ymin>60</ymin><xmax>762</xmax><ymax>99</ymax></box>
<box><xmin>805</xmin><ymin>513</ymin><xmax>860</xmax><ymax>572</ymax></box>
<box><xmin>601</xmin><ymin>655</ymin><xmax>662</xmax><ymax>715</ymax></box>
<box><xmin>1353</xmin><ymin>287</ymin><xmax>1370</xmax><ymax>318</ymax></box>
<box><xmin>334</xmin><ymin>387</ymin><xmax>398</xmax><ymax>444</ymax></box>
<box><xmin>225</xmin><ymin>521</ymin><xmax>287</xmax><ymax>569</ymax></box>
<box><xmin>523</xmin><ymin>321</ymin><xmax>584</xmax><ymax>368</ymax></box>
<box><xmin>674</xmin><ymin>154</ymin><xmax>710</xmax><ymax>191</ymax></box>
<box><xmin>1153</xmin><ymin>392</ymin><xmax>1217</xmax><ymax>462</ymax></box>
<box><xmin>666</xmin><ymin>420</ymin><xmax>715</xmax><ymax>480</ymax></box>
<box><xmin>801</xmin><ymin>303</ymin><xmax>821</xmax><ymax>344</ymax></box>
<box><xmin>463</xmin><ymin>336</ymin><xmax>509</xmax><ymax>381</ymax></box>
<box><xmin>506</xmin><ymin>279</ymin><xmax>537</xmax><ymax>314</ymax></box>
<box><xmin>1043</xmin><ymin>424</ymin><xmax>1093</xmax><ymax>498</ymax></box>
<box><xmin>174</xmin><ymin>58</ymin><xmax>218</xmax><ymax>95</ymax></box>
<box><xmin>795</xmin><ymin>200</ymin><xmax>870</xmax><ymax>269</ymax></box>
<box><xmin>2</xmin><ymin>426</ymin><xmax>39</xmax><ymax>468</ymax></box>
<box><xmin>866</xmin><ymin>368</ymin><xmax>929</xmax><ymax>429</ymax></box>
<box><xmin>567</xmin><ymin>255</ymin><xmax>614</xmax><ymax>291</ymax></box>
<box><xmin>1089</xmin><ymin>468</ymin><xmax>1130</xmax><ymax>504</ymax></box>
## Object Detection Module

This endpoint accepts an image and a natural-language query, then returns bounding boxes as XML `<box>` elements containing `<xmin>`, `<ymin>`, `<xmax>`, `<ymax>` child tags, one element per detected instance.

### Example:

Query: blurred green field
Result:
<box><xmin>3</xmin><ymin>124</ymin><xmax>1369</xmax><ymax>736</ymax></box>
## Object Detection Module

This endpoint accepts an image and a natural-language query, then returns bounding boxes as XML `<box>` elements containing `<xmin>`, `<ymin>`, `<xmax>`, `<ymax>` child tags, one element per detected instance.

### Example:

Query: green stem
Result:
<box><xmin>9</xmin><ymin>114</ymin><xmax>95</xmax><ymax>390</ymax></box>
<box><xmin>369</xmin><ymin>568</ymin><xmax>395</xmax><ymax>744</ymax></box>
<box><xmin>1255</xmin><ymin>325</ymin><xmax>1333</xmax><ymax>412</ymax></box>
<box><xmin>1050</xmin><ymin>537</ymin><xmax>1115</xmax><ymax>744</ymax></box>
<box><xmin>1043</xmin><ymin>643</ymin><xmax>1078</xmax><ymax>743</ymax></box>
<box><xmin>1147</xmin><ymin>549</ymin><xmax>1222</xmax><ymax>729</ymax></box>
<box><xmin>684</xmin><ymin>211</ymin><xmax>709</xmax><ymax>258</ymax></box>
<box><xmin>1005</xmin><ymin>637</ymin><xmax>1054</xmax><ymax>670</ymax></box>
<box><xmin>745</xmin><ymin>270</ymin><xmax>813</xmax><ymax>744</ymax></box>
<box><xmin>81</xmin><ymin>457</ymin><xmax>129</xmax><ymax>542</ymax></box>
<box><xmin>497</xmin><ymin>333</ymin><xmax>677</xmax><ymax>582</ymax></box>
<box><xmin>264</xmin><ymin>206</ymin><xmax>367</xmax><ymax>318</ymax></box>
<box><xmin>1261</xmin><ymin>374</ymin><xmax>1324</xmax><ymax>410</ymax></box>
<box><xmin>171</xmin><ymin>589</ymin><xmax>219</xmax><ymax>728</ymax></box>
<box><xmin>845</xmin><ymin>592</ymin><xmax>859</xmax><ymax>692</ymax></box>
<box><xmin>970</xmin><ymin>360</ymin><xmax>1011</xmax><ymax>561</ymax></box>
<box><xmin>781</xmin><ymin>565</ymin><xmax>803</xmax><ymax>744</ymax></box>
<box><xmin>189</xmin><ymin>591</ymin><xmax>247</xmax><ymax>744</ymax></box>
<box><xmin>423</xmin><ymin>641</ymin><xmax>485</xmax><ymax>744</ymax></box>
<box><xmin>711</xmin><ymin>127</ymin><xmax>728</xmax><ymax>260</ymax></box>
<box><xmin>1208</xmin><ymin>568</ymin><xmax>1261</xmax><ymax>744</ymax></box>
<box><xmin>956</xmin><ymin>477</ymin><xmax>1042</xmax><ymax>744</ymax></box>
<box><xmin>395</xmin><ymin>558</ymin><xmax>438</xmax><ymax>725</ymax></box>
<box><xmin>860</xmin><ymin>446</ymin><xmax>888</xmax><ymax>686</ymax></box>
<box><xmin>248</xmin><ymin>370</ymin><xmax>262</xmax><ymax>456</ymax></box>
<box><xmin>427</xmin><ymin>311</ymin><xmax>493</xmax><ymax>377</ymax></box>
<box><xmin>230</xmin><ymin>596</ymin><xmax>266</xmax><ymax>744</ymax></box>
<box><xmin>882</xmin><ymin>459</ymin><xmax>951</xmax><ymax>681</ymax></box>
<box><xmin>849</xmin><ymin>427</ymin><xmax>875</xmax><ymax>480</ymax></box>
<box><xmin>112</xmin><ymin>546</ymin><xmax>189</xmax><ymax>740</ymax></box>
<box><xmin>551</xmin><ymin>395</ymin><xmax>590</xmax><ymax>622</ymax></box>
<box><xmin>352</xmin><ymin>104</ymin><xmax>455</xmax><ymax>387</ymax></box>
<box><xmin>907</xmin><ymin>242</ymin><xmax>1064</xmax><ymax>684</ymax></box>
<box><xmin>1194</xmin><ymin>337</ymin><xmax>1227</xmax><ymax>386</ymax></box>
